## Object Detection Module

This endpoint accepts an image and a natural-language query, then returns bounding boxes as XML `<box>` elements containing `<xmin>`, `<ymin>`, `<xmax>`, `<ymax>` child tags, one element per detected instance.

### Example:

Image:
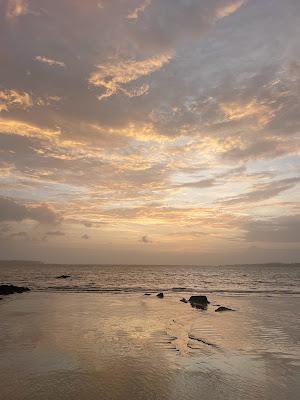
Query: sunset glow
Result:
<box><xmin>0</xmin><ymin>0</ymin><xmax>299</xmax><ymax>264</ymax></box>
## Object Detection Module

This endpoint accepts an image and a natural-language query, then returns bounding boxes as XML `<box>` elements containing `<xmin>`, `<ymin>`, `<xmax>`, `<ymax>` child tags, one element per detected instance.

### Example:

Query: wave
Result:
<box><xmin>33</xmin><ymin>286</ymin><xmax>300</xmax><ymax>296</ymax></box>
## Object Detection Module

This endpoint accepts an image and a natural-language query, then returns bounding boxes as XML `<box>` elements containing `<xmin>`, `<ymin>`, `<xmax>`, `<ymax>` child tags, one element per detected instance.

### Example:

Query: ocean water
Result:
<box><xmin>0</xmin><ymin>262</ymin><xmax>299</xmax><ymax>296</ymax></box>
<box><xmin>1</xmin><ymin>262</ymin><xmax>300</xmax><ymax>400</ymax></box>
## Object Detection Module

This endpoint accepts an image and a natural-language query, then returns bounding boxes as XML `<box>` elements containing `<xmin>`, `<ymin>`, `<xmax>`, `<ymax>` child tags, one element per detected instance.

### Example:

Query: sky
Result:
<box><xmin>0</xmin><ymin>0</ymin><xmax>299</xmax><ymax>264</ymax></box>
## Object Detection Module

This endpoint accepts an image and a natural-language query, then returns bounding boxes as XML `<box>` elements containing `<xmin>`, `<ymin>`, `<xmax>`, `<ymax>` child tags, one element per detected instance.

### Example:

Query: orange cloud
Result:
<box><xmin>34</xmin><ymin>56</ymin><xmax>66</xmax><ymax>68</ymax></box>
<box><xmin>6</xmin><ymin>0</ymin><xmax>28</xmax><ymax>20</ymax></box>
<box><xmin>220</xmin><ymin>100</ymin><xmax>275</xmax><ymax>127</ymax></box>
<box><xmin>89</xmin><ymin>52</ymin><xmax>173</xmax><ymax>100</ymax></box>
<box><xmin>0</xmin><ymin>89</ymin><xmax>33</xmax><ymax>112</ymax></box>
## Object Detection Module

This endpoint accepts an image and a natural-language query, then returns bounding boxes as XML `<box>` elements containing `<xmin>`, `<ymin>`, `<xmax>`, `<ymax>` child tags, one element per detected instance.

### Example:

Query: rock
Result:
<box><xmin>0</xmin><ymin>284</ymin><xmax>30</xmax><ymax>296</ymax></box>
<box><xmin>189</xmin><ymin>295</ymin><xmax>209</xmax><ymax>310</ymax></box>
<box><xmin>215</xmin><ymin>306</ymin><xmax>234</xmax><ymax>312</ymax></box>
<box><xmin>144</xmin><ymin>293</ymin><xmax>151</xmax><ymax>296</ymax></box>
<box><xmin>56</xmin><ymin>274</ymin><xmax>71</xmax><ymax>279</ymax></box>
<box><xmin>157</xmin><ymin>292</ymin><xmax>164</xmax><ymax>298</ymax></box>
<box><xmin>180</xmin><ymin>298</ymin><xmax>188</xmax><ymax>303</ymax></box>
<box><xmin>189</xmin><ymin>295</ymin><xmax>210</xmax><ymax>305</ymax></box>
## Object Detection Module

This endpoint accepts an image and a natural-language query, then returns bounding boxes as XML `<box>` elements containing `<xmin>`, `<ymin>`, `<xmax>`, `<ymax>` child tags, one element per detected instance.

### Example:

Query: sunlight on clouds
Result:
<box><xmin>220</xmin><ymin>100</ymin><xmax>275</xmax><ymax>127</ymax></box>
<box><xmin>34</xmin><ymin>56</ymin><xmax>66</xmax><ymax>68</ymax></box>
<box><xmin>127</xmin><ymin>0</ymin><xmax>151</xmax><ymax>20</ymax></box>
<box><xmin>91</xmin><ymin>122</ymin><xmax>172</xmax><ymax>143</ymax></box>
<box><xmin>89</xmin><ymin>52</ymin><xmax>173</xmax><ymax>100</ymax></box>
<box><xmin>216</xmin><ymin>0</ymin><xmax>245</xmax><ymax>19</ymax></box>
<box><xmin>6</xmin><ymin>0</ymin><xmax>28</xmax><ymax>19</ymax></box>
<box><xmin>0</xmin><ymin>118</ymin><xmax>60</xmax><ymax>140</ymax></box>
<box><xmin>0</xmin><ymin>0</ymin><xmax>299</xmax><ymax>263</ymax></box>
<box><xmin>0</xmin><ymin>90</ymin><xmax>33</xmax><ymax>112</ymax></box>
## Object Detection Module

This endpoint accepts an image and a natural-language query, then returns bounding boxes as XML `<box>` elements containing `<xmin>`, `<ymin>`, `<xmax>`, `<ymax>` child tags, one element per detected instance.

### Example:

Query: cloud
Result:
<box><xmin>243</xmin><ymin>215</ymin><xmax>300</xmax><ymax>243</ymax></box>
<box><xmin>0</xmin><ymin>90</ymin><xmax>61</xmax><ymax>114</ymax></box>
<box><xmin>0</xmin><ymin>118</ymin><xmax>60</xmax><ymax>140</ymax></box>
<box><xmin>220</xmin><ymin>177</ymin><xmax>300</xmax><ymax>205</ymax></box>
<box><xmin>8</xmin><ymin>231</ymin><xmax>28</xmax><ymax>239</ymax></box>
<box><xmin>178</xmin><ymin>178</ymin><xmax>216</xmax><ymax>189</ymax></box>
<box><xmin>0</xmin><ymin>89</ymin><xmax>33</xmax><ymax>112</ymax></box>
<box><xmin>6</xmin><ymin>0</ymin><xmax>28</xmax><ymax>20</ymax></box>
<box><xmin>141</xmin><ymin>234</ymin><xmax>151</xmax><ymax>243</ymax></box>
<box><xmin>127</xmin><ymin>0</ymin><xmax>151</xmax><ymax>20</ymax></box>
<box><xmin>220</xmin><ymin>99</ymin><xmax>274</xmax><ymax>127</ymax></box>
<box><xmin>45</xmin><ymin>230</ymin><xmax>65</xmax><ymax>236</ymax></box>
<box><xmin>128</xmin><ymin>0</ymin><xmax>245</xmax><ymax>50</ymax></box>
<box><xmin>89</xmin><ymin>52</ymin><xmax>172</xmax><ymax>100</ymax></box>
<box><xmin>34</xmin><ymin>56</ymin><xmax>66</xmax><ymax>68</ymax></box>
<box><xmin>0</xmin><ymin>0</ymin><xmax>299</xmax><ymax>263</ymax></box>
<box><xmin>0</xmin><ymin>197</ymin><xmax>60</xmax><ymax>224</ymax></box>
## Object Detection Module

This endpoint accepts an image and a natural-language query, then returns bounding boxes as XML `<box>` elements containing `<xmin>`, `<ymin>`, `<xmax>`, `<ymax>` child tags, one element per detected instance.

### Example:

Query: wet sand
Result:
<box><xmin>0</xmin><ymin>292</ymin><xmax>299</xmax><ymax>400</ymax></box>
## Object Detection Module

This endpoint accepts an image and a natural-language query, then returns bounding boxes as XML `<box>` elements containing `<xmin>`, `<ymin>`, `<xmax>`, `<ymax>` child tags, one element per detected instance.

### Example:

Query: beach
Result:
<box><xmin>1</xmin><ymin>286</ymin><xmax>299</xmax><ymax>400</ymax></box>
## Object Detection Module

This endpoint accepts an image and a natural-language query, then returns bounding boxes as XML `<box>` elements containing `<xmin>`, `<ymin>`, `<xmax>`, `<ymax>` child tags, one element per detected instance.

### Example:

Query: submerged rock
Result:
<box><xmin>215</xmin><ymin>306</ymin><xmax>234</xmax><ymax>312</ymax></box>
<box><xmin>180</xmin><ymin>298</ymin><xmax>188</xmax><ymax>303</ymax></box>
<box><xmin>157</xmin><ymin>292</ymin><xmax>164</xmax><ymax>298</ymax></box>
<box><xmin>0</xmin><ymin>284</ymin><xmax>30</xmax><ymax>296</ymax></box>
<box><xmin>56</xmin><ymin>274</ymin><xmax>71</xmax><ymax>279</ymax></box>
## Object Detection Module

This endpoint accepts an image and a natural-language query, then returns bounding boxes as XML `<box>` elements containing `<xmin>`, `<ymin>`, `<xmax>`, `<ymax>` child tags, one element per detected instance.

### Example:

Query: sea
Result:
<box><xmin>0</xmin><ymin>261</ymin><xmax>299</xmax><ymax>296</ymax></box>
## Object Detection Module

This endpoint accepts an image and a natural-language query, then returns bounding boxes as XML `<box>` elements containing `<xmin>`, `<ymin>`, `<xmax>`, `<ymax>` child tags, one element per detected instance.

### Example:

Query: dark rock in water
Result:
<box><xmin>144</xmin><ymin>293</ymin><xmax>151</xmax><ymax>296</ymax></box>
<box><xmin>0</xmin><ymin>284</ymin><xmax>30</xmax><ymax>296</ymax></box>
<box><xmin>180</xmin><ymin>298</ymin><xmax>188</xmax><ymax>303</ymax></box>
<box><xmin>189</xmin><ymin>295</ymin><xmax>209</xmax><ymax>310</ymax></box>
<box><xmin>215</xmin><ymin>306</ymin><xmax>234</xmax><ymax>312</ymax></box>
<box><xmin>56</xmin><ymin>274</ymin><xmax>71</xmax><ymax>279</ymax></box>
<box><xmin>189</xmin><ymin>295</ymin><xmax>210</xmax><ymax>305</ymax></box>
<box><xmin>157</xmin><ymin>292</ymin><xmax>164</xmax><ymax>298</ymax></box>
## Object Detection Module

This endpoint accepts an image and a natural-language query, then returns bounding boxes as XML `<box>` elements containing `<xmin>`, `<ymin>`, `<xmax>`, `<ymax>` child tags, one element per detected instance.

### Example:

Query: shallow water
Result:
<box><xmin>0</xmin><ymin>291</ymin><xmax>299</xmax><ymax>400</ymax></box>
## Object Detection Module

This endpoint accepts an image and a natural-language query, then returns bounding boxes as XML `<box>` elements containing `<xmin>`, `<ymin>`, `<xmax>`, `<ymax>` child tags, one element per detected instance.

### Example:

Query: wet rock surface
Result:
<box><xmin>189</xmin><ymin>295</ymin><xmax>210</xmax><ymax>304</ymax></box>
<box><xmin>215</xmin><ymin>306</ymin><xmax>234</xmax><ymax>312</ymax></box>
<box><xmin>180</xmin><ymin>298</ymin><xmax>188</xmax><ymax>303</ymax></box>
<box><xmin>188</xmin><ymin>295</ymin><xmax>210</xmax><ymax>310</ymax></box>
<box><xmin>0</xmin><ymin>284</ymin><xmax>30</xmax><ymax>296</ymax></box>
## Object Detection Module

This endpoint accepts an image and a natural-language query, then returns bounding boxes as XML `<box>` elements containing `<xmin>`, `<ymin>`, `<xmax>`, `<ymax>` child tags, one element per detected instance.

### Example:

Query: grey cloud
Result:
<box><xmin>45</xmin><ymin>230</ymin><xmax>65</xmax><ymax>236</ymax></box>
<box><xmin>128</xmin><ymin>0</ymin><xmax>245</xmax><ymax>51</ymax></box>
<box><xmin>177</xmin><ymin>168</ymin><xmax>247</xmax><ymax>189</ymax></box>
<box><xmin>8</xmin><ymin>231</ymin><xmax>28</xmax><ymax>239</ymax></box>
<box><xmin>0</xmin><ymin>196</ymin><xmax>60</xmax><ymax>224</ymax></box>
<box><xmin>178</xmin><ymin>178</ymin><xmax>216</xmax><ymax>189</ymax></box>
<box><xmin>243</xmin><ymin>215</ymin><xmax>300</xmax><ymax>243</ymax></box>
<box><xmin>141</xmin><ymin>235</ymin><xmax>151</xmax><ymax>243</ymax></box>
<box><xmin>222</xmin><ymin>139</ymin><xmax>290</xmax><ymax>162</ymax></box>
<box><xmin>220</xmin><ymin>177</ymin><xmax>300</xmax><ymax>205</ymax></box>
